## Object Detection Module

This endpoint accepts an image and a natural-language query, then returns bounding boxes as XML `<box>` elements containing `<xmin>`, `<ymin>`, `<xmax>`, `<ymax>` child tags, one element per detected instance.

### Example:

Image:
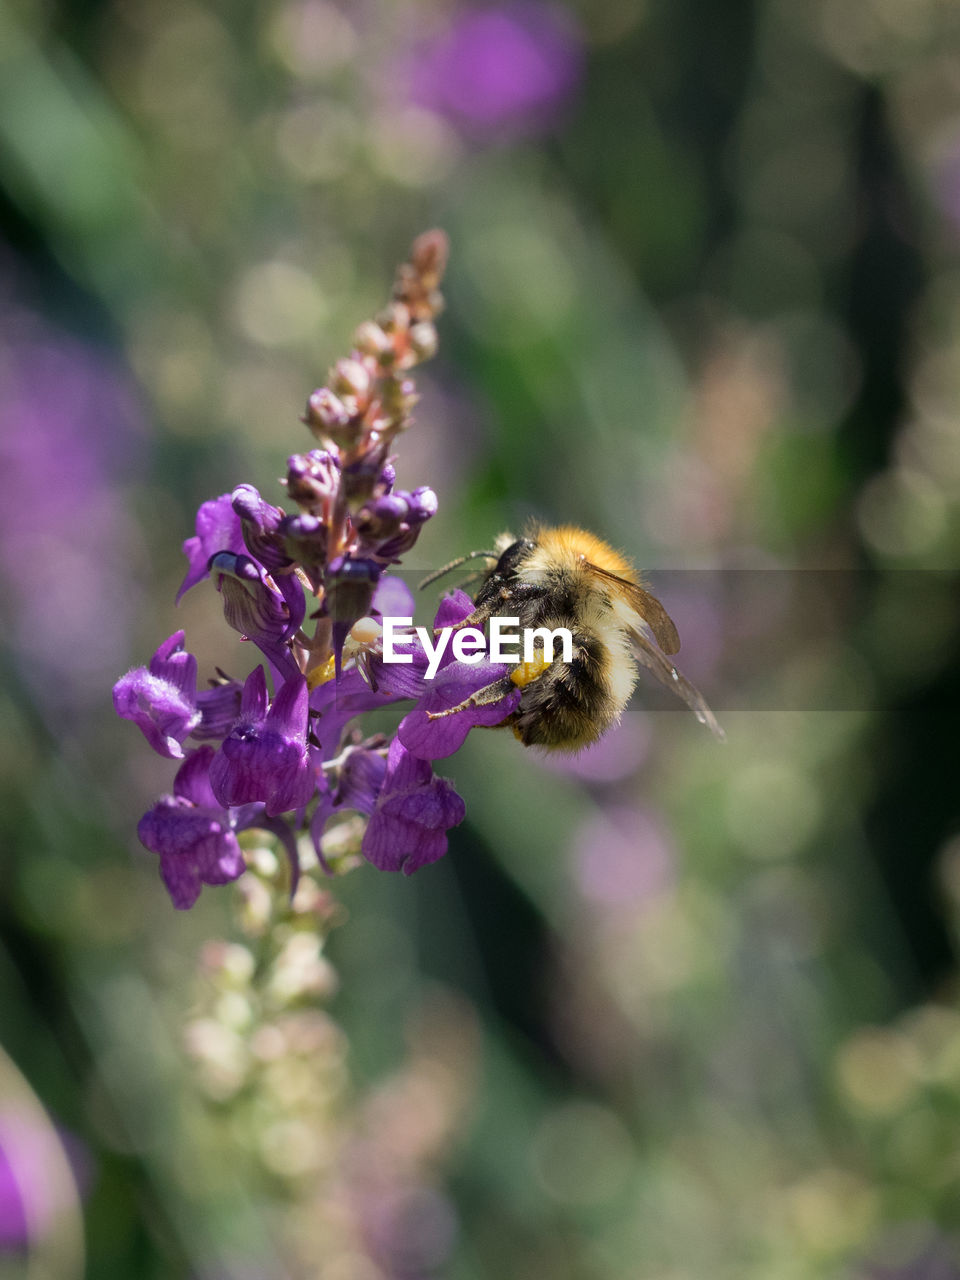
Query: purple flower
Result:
<box><xmin>397</xmin><ymin>658</ymin><xmax>520</xmax><ymax>760</ymax></box>
<box><xmin>408</xmin><ymin>3</ymin><xmax>582</xmax><ymax>136</ymax></box>
<box><xmin>177</xmin><ymin>494</ymin><xmax>245</xmax><ymax>602</ymax></box>
<box><xmin>369</xmin><ymin>590</ymin><xmax>521</xmax><ymax>758</ymax></box>
<box><xmin>193</xmin><ymin>677</ymin><xmax>244</xmax><ymax>741</ymax></box>
<box><xmin>336</xmin><ymin>748</ymin><xmax>388</xmax><ymax>815</ymax></box>
<box><xmin>0</xmin><ymin>1108</ymin><xmax>89</xmax><ymax>1252</ymax></box>
<box><xmin>232</xmin><ymin>484</ymin><xmax>306</xmax><ymax>628</ymax></box>
<box><xmin>371</xmin><ymin>574</ymin><xmax>416</xmax><ymax>621</ymax></box>
<box><xmin>310</xmin><ymin>666</ymin><xmax>397</xmax><ymax>761</ymax></box>
<box><xmin>0</xmin><ymin>301</ymin><xmax>146</xmax><ymax>717</ymax></box>
<box><xmin>361</xmin><ymin>738</ymin><xmax>466</xmax><ymax>873</ymax></box>
<box><xmin>574</xmin><ymin>805</ymin><xmax>675</xmax><ymax>909</ymax></box>
<box><xmin>112</xmin><ymin>631</ymin><xmax>200</xmax><ymax>759</ymax></box>
<box><xmin>137</xmin><ymin>747</ymin><xmax>249</xmax><ymax>909</ymax></box>
<box><xmin>210</xmin><ymin>552</ymin><xmax>302</xmax><ymax>681</ymax></box>
<box><xmin>209</xmin><ymin>668</ymin><xmax>316</xmax><ymax>817</ymax></box>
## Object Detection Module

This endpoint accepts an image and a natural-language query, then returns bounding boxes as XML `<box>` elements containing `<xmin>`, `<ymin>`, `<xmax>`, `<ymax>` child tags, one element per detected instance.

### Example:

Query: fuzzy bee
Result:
<box><xmin>421</xmin><ymin>524</ymin><xmax>724</xmax><ymax>750</ymax></box>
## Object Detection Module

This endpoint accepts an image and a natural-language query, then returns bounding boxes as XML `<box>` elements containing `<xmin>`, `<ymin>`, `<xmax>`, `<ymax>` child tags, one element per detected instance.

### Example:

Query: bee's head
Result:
<box><xmin>493</xmin><ymin>537</ymin><xmax>536</xmax><ymax>578</ymax></box>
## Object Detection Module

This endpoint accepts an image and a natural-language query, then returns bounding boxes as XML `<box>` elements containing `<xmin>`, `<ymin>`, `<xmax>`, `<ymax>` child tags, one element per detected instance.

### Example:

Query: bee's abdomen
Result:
<box><xmin>511</xmin><ymin>632</ymin><xmax>622</xmax><ymax>751</ymax></box>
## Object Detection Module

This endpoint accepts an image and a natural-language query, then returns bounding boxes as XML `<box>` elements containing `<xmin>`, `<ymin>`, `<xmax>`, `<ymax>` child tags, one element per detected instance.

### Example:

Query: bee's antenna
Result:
<box><xmin>419</xmin><ymin>550</ymin><xmax>498</xmax><ymax>591</ymax></box>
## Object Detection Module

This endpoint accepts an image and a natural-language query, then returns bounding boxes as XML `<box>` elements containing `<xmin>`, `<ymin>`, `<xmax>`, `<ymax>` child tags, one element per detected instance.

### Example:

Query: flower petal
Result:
<box><xmin>113</xmin><ymin>632</ymin><xmax>200</xmax><ymax>759</ymax></box>
<box><xmin>177</xmin><ymin>495</ymin><xmax>245</xmax><ymax>602</ymax></box>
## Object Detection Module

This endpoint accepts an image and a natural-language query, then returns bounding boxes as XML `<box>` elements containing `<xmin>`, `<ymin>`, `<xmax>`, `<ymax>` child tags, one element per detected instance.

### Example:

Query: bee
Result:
<box><xmin>421</xmin><ymin>524</ymin><xmax>724</xmax><ymax>750</ymax></box>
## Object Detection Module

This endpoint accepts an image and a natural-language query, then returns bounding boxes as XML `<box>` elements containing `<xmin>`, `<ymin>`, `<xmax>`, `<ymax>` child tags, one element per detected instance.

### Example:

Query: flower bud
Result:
<box><xmin>305</xmin><ymin>387</ymin><xmax>350</xmax><ymax>438</ymax></box>
<box><xmin>354</xmin><ymin>320</ymin><xmax>394</xmax><ymax>363</ymax></box>
<box><xmin>279</xmin><ymin>512</ymin><xmax>327</xmax><ymax>589</ymax></box>
<box><xmin>330</xmin><ymin>357</ymin><xmax>371</xmax><ymax>402</ymax></box>
<box><xmin>377</xmin><ymin>301</ymin><xmax>410</xmax><ymax>335</ymax></box>
<box><xmin>410</xmin><ymin>228</ymin><xmax>449</xmax><ymax>286</ymax></box>
<box><xmin>341</xmin><ymin>454</ymin><xmax>386</xmax><ymax>507</ymax></box>
<box><xmin>406</xmin><ymin>486</ymin><xmax>438</xmax><ymax>524</ymax></box>
<box><xmin>286</xmin><ymin>449</ymin><xmax>340</xmax><ymax>514</ymax></box>
<box><xmin>356</xmin><ymin>493</ymin><xmax>410</xmax><ymax>542</ymax></box>
<box><xmin>378</xmin><ymin>375</ymin><xmax>418</xmax><ymax>424</ymax></box>
<box><xmin>408</xmin><ymin>321</ymin><xmax>438</xmax><ymax>362</ymax></box>
<box><xmin>325</xmin><ymin>556</ymin><xmax>382</xmax><ymax>666</ymax></box>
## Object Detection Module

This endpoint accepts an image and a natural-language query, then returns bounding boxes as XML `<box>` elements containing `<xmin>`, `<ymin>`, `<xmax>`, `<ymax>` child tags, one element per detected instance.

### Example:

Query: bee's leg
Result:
<box><xmin>435</xmin><ymin>584</ymin><xmax>549</xmax><ymax>636</ymax></box>
<box><xmin>502</xmin><ymin>583</ymin><xmax>550</xmax><ymax>604</ymax></box>
<box><xmin>425</xmin><ymin>674</ymin><xmax>516</xmax><ymax>719</ymax></box>
<box><xmin>434</xmin><ymin>598</ymin><xmax>499</xmax><ymax>636</ymax></box>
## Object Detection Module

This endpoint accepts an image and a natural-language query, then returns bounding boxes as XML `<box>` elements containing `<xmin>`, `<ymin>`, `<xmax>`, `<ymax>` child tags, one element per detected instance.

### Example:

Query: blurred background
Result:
<box><xmin>2</xmin><ymin>0</ymin><xmax>960</xmax><ymax>1275</ymax></box>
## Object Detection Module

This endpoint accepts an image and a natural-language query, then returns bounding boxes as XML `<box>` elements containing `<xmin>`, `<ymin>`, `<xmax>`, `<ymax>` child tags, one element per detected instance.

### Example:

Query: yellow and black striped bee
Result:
<box><xmin>423</xmin><ymin>524</ymin><xmax>724</xmax><ymax>751</ymax></box>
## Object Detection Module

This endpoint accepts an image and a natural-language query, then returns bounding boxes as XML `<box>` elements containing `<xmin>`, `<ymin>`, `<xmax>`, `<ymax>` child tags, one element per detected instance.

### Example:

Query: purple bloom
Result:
<box><xmin>336</xmin><ymin>748</ymin><xmax>388</xmax><ymax>815</ymax></box>
<box><xmin>573</xmin><ymin>805</ymin><xmax>675</xmax><ymax>909</ymax></box>
<box><xmin>397</xmin><ymin>658</ymin><xmax>521</xmax><ymax>760</ymax></box>
<box><xmin>371</xmin><ymin>574</ymin><xmax>416</xmax><ymax>621</ymax></box>
<box><xmin>209</xmin><ymin>668</ymin><xmax>316</xmax><ymax>817</ymax></box>
<box><xmin>310</xmin><ymin>666</ymin><xmax>397</xmax><ymax>761</ymax></box>
<box><xmin>369</xmin><ymin>589</ymin><xmax>474</xmax><ymax>698</ymax></box>
<box><xmin>369</xmin><ymin>590</ymin><xmax>521</xmax><ymax>758</ymax></box>
<box><xmin>112</xmin><ymin>631</ymin><xmax>200</xmax><ymax>759</ymax></box>
<box><xmin>193</xmin><ymin>677</ymin><xmax>244</xmax><ymax>741</ymax></box>
<box><xmin>0</xmin><ymin>298</ymin><xmax>146</xmax><ymax>718</ymax></box>
<box><xmin>115</xmin><ymin>233</ymin><xmax>466</xmax><ymax>902</ymax></box>
<box><xmin>408</xmin><ymin>3</ymin><xmax>582</xmax><ymax>136</ymax></box>
<box><xmin>211</xmin><ymin>552</ymin><xmax>302</xmax><ymax>681</ymax></box>
<box><xmin>232</xmin><ymin>484</ymin><xmax>306</xmax><ymax>629</ymax></box>
<box><xmin>137</xmin><ymin>747</ymin><xmax>249</xmax><ymax>909</ymax></box>
<box><xmin>0</xmin><ymin>1108</ymin><xmax>89</xmax><ymax>1252</ymax></box>
<box><xmin>326</xmin><ymin>556</ymin><xmax>384</xmax><ymax>667</ymax></box>
<box><xmin>177</xmin><ymin>494</ymin><xmax>245</xmax><ymax>602</ymax></box>
<box><xmin>361</xmin><ymin>738</ymin><xmax>466</xmax><ymax>874</ymax></box>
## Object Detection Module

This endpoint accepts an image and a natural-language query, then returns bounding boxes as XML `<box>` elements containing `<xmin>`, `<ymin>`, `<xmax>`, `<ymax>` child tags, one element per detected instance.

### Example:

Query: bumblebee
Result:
<box><xmin>422</xmin><ymin>525</ymin><xmax>724</xmax><ymax>750</ymax></box>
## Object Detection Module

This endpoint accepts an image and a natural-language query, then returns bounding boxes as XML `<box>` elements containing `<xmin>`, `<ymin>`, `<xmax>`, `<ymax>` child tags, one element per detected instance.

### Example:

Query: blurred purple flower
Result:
<box><xmin>0</xmin><ymin>1135</ymin><xmax>26</xmax><ymax>1250</ymax></box>
<box><xmin>536</xmin><ymin>714</ymin><xmax>651</xmax><ymax>783</ymax></box>
<box><xmin>0</xmin><ymin>1105</ymin><xmax>90</xmax><ymax>1253</ymax></box>
<box><xmin>0</xmin><ymin>295</ymin><xmax>146</xmax><ymax>713</ymax></box>
<box><xmin>408</xmin><ymin>3</ymin><xmax>582</xmax><ymax>136</ymax></box>
<box><xmin>574</xmin><ymin>804</ymin><xmax>675</xmax><ymax>909</ymax></box>
<box><xmin>361</xmin><ymin>1184</ymin><xmax>458</xmax><ymax>1275</ymax></box>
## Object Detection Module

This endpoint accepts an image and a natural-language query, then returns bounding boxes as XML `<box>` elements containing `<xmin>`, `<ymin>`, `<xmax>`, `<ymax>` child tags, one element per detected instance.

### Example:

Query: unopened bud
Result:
<box><xmin>305</xmin><ymin>387</ymin><xmax>351</xmax><ymax>438</ymax></box>
<box><xmin>377</xmin><ymin>301</ymin><xmax>410</xmax><ymax>335</ymax></box>
<box><xmin>410</xmin><ymin>228</ymin><xmax>449</xmax><ymax>285</ymax></box>
<box><xmin>286</xmin><ymin>450</ymin><xmax>340</xmax><ymax>512</ymax></box>
<box><xmin>408</xmin><ymin>321</ymin><xmax>438</xmax><ymax>362</ymax></box>
<box><xmin>406</xmin><ymin>485</ymin><xmax>438</xmax><ymax>523</ymax></box>
<box><xmin>354</xmin><ymin>320</ymin><xmax>395</xmax><ymax>362</ymax></box>
<box><xmin>330</xmin><ymin>357</ymin><xmax>371</xmax><ymax>402</ymax></box>
<box><xmin>356</xmin><ymin>493</ymin><xmax>410</xmax><ymax>541</ymax></box>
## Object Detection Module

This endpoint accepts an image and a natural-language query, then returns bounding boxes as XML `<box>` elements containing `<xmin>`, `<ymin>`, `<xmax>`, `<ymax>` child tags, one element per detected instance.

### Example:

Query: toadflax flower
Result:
<box><xmin>361</xmin><ymin>738</ymin><xmax>467</xmax><ymax>874</ymax></box>
<box><xmin>115</xmin><ymin>232</ymin><xmax>518</xmax><ymax>908</ymax></box>
<box><xmin>113</xmin><ymin>631</ymin><xmax>200</xmax><ymax>759</ymax></box>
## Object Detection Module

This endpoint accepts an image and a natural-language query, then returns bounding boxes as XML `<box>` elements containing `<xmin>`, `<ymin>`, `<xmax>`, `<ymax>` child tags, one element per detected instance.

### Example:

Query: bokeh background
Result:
<box><xmin>2</xmin><ymin>0</ymin><xmax>960</xmax><ymax>1276</ymax></box>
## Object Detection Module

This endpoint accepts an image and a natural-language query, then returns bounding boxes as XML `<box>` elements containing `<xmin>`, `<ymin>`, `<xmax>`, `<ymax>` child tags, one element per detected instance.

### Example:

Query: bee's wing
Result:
<box><xmin>627</xmin><ymin>622</ymin><xmax>726</xmax><ymax>740</ymax></box>
<box><xmin>585</xmin><ymin>563</ymin><xmax>681</xmax><ymax>654</ymax></box>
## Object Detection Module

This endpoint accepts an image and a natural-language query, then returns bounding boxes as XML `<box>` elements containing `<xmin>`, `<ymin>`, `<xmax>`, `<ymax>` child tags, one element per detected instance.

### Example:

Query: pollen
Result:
<box><xmin>307</xmin><ymin>655</ymin><xmax>337</xmax><ymax>689</ymax></box>
<box><xmin>510</xmin><ymin>653</ymin><xmax>551</xmax><ymax>688</ymax></box>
